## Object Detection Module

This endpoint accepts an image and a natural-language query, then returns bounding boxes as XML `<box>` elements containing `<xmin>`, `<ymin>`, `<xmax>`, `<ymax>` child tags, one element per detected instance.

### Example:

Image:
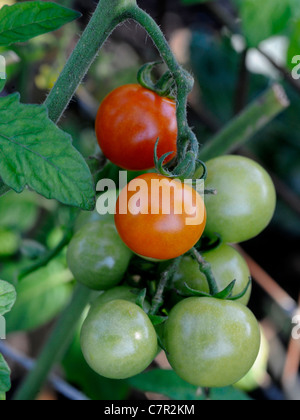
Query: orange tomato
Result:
<box><xmin>115</xmin><ymin>173</ymin><xmax>206</xmax><ymax>260</ymax></box>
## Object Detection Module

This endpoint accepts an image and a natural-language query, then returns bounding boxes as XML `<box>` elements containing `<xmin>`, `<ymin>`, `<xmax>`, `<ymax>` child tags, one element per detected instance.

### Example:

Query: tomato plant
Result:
<box><xmin>115</xmin><ymin>173</ymin><xmax>207</xmax><ymax>260</ymax></box>
<box><xmin>95</xmin><ymin>84</ymin><xmax>177</xmax><ymax>171</ymax></box>
<box><xmin>0</xmin><ymin>0</ymin><xmax>293</xmax><ymax>403</ymax></box>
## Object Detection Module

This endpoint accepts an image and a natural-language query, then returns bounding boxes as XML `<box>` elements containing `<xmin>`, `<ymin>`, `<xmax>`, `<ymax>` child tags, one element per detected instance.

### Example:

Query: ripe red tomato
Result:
<box><xmin>115</xmin><ymin>173</ymin><xmax>207</xmax><ymax>260</ymax></box>
<box><xmin>95</xmin><ymin>84</ymin><xmax>177</xmax><ymax>171</ymax></box>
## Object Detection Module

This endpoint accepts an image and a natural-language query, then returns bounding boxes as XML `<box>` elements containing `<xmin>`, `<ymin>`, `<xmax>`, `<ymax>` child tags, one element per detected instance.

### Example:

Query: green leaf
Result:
<box><xmin>0</xmin><ymin>179</ymin><xmax>10</xmax><ymax>197</ymax></box>
<box><xmin>0</xmin><ymin>280</ymin><xmax>16</xmax><ymax>316</ymax></box>
<box><xmin>287</xmin><ymin>20</ymin><xmax>300</xmax><ymax>69</ymax></box>
<box><xmin>128</xmin><ymin>369</ymin><xmax>251</xmax><ymax>400</ymax></box>
<box><xmin>239</xmin><ymin>0</ymin><xmax>293</xmax><ymax>47</ymax></box>
<box><xmin>0</xmin><ymin>79</ymin><xmax>5</xmax><ymax>94</ymax></box>
<box><xmin>5</xmin><ymin>260</ymin><xmax>73</xmax><ymax>333</ymax></box>
<box><xmin>148</xmin><ymin>314</ymin><xmax>168</xmax><ymax>326</ymax></box>
<box><xmin>0</xmin><ymin>94</ymin><xmax>95</xmax><ymax>210</ymax></box>
<box><xmin>190</xmin><ymin>33</ymin><xmax>240</xmax><ymax>124</ymax></box>
<box><xmin>0</xmin><ymin>354</ymin><xmax>11</xmax><ymax>399</ymax></box>
<box><xmin>0</xmin><ymin>1</ymin><xmax>81</xmax><ymax>47</ymax></box>
<box><xmin>0</xmin><ymin>190</ymin><xmax>39</xmax><ymax>233</ymax></box>
<box><xmin>211</xmin><ymin>387</ymin><xmax>252</xmax><ymax>400</ymax></box>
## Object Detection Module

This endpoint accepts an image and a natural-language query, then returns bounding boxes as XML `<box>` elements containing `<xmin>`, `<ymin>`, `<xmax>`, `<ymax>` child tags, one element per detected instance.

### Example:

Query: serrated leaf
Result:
<box><xmin>0</xmin><ymin>280</ymin><xmax>16</xmax><ymax>316</ymax></box>
<box><xmin>0</xmin><ymin>94</ymin><xmax>95</xmax><ymax>210</ymax></box>
<box><xmin>0</xmin><ymin>1</ymin><xmax>81</xmax><ymax>47</ymax></box>
<box><xmin>0</xmin><ymin>354</ymin><xmax>11</xmax><ymax>398</ymax></box>
<box><xmin>128</xmin><ymin>369</ymin><xmax>251</xmax><ymax>400</ymax></box>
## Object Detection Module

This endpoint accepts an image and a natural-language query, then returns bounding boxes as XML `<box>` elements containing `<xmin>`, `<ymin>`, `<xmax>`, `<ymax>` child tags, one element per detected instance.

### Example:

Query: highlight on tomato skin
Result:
<box><xmin>114</xmin><ymin>173</ymin><xmax>207</xmax><ymax>261</ymax></box>
<box><xmin>95</xmin><ymin>84</ymin><xmax>178</xmax><ymax>171</ymax></box>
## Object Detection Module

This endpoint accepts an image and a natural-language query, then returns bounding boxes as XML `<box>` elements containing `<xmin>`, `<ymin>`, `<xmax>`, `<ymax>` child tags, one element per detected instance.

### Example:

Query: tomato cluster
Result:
<box><xmin>66</xmin><ymin>84</ymin><xmax>276</xmax><ymax>387</ymax></box>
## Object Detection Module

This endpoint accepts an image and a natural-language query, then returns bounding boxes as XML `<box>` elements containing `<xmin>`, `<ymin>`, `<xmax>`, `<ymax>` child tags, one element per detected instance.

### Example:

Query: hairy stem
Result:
<box><xmin>45</xmin><ymin>0</ymin><xmax>135</xmax><ymax>123</ymax></box>
<box><xmin>150</xmin><ymin>258</ymin><xmax>181</xmax><ymax>315</ymax></box>
<box><xmin>128</xmin><ymin>6</ymin><xmax>198</xmax><ymax>168</ymax></box>
<box><xmin>18</xmin><ymin>229</ymin><xmax>74</xmax><ymax>281</ymax></box>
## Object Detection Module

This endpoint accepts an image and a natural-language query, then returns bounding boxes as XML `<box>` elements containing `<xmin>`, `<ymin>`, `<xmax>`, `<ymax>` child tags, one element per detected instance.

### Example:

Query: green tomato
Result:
<box><xmin>204</xmin><ymin>155</ymin><xmax>276</xmax><ymax>243</ymax></box>
<box><xmin>89</xmin><ymin>285</ymin><xmax>151</xmax><ymax>315</ymax></box>
<box><xmin>164</xmin><ymin>297</ymin><xmax>260</xmax><ymax>388</ymax></box>
<box><xmin>173</xmin><ymin>244</ymin><xmax>251</xmax><ymax>305</ymax></box>
<box><xmin>235</xmin><ymin>328</ymin><xmax>269</xmax><ymax>392</ymax></box>
<box><xmin>80</xmin><ymin>299</ymin><xmax>157</xmax><ymax>379</ymax></box>
<box><xmin>0</xmin><ymin>229</ymin><xmax>20</xmax><ymax>257</ymax></box>
<box><xmin>67</xmin><ymin>221</ymin><xmax>132</xmax><ymax>290</ymax></box>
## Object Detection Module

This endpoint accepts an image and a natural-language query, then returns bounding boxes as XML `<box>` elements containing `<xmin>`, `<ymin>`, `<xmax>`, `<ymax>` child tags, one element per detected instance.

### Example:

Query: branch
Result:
<box><xmin>150</xmin><ymin>258</ymin><xmax>181</xmax><ymax>315</ymax></box>
<box><xmin>198</xmin><ymin>84</ymin><xmax>289</xmax><ymax>163</ymax></box>
<box><xmin>45</xmin><ymin>0</ymin><xmax>135</xmax><ymax>124</ymax></box>
<box><xmin>128</xmin><ymin>6</ymin><xmax>199</xmax><ymax>175</ymax></box>
<box><xmin>191</xmin><ymin>247</ymin><xmax>219</xmax><ymax>296</ymax></box>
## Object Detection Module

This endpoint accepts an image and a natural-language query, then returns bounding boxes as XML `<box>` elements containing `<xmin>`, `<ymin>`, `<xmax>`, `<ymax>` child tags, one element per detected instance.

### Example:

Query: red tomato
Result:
<box><xmin>115</xmin><ymin>173</ymin><xmax>207</xmax><ymax>260</ymax></box>
<box><xmin>95</xmin><ymin>84</ymin><xmax>177</xmax><ymax>171</ymax></box>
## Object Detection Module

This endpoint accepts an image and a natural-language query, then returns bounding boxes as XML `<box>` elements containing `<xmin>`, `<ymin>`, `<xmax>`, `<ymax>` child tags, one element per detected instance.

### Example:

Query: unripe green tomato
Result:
<box><xmin>0</xmin><ymin>229</ymin><xmax>20</xmax><ymax>257</ymax></box>
<box><xmin>67</xmin><ymin>221</ymin><xmax>132</xmax><ymax>290</ymax></box>
<box><xmin>164</xmin><ymin>297</ymin><xmax>261</xmax><ymax>388</ymax></box>
<box><xmin>89</xmin><ymin>285</ymin><xmax>151</xmax><ymax>315</ymax></box>
<box><xmin>204</xmin><ymin>155</ymin><xmax>276</xmax><ymax>243</ymax></box>
<box><xmin>235</xmin><ymin>328</ymin><xmax>269</xmax><ymax>392</ymax></box>
<box><xmin>80</xmin><ymin>299</ymin><xmax>158</xmax><ymax>379</ymax></box>
<box><xmin>173</xmin><ymin>244</ymin><xmax>251</xmax><ymax>305</ymax></box>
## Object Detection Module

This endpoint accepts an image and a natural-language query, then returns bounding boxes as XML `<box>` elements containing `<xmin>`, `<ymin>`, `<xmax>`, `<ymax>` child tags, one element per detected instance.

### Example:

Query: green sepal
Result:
<box><xmin>228</xmin><ymin>278</ymin><xmax>252</xmax><ymax>301</ymax></box>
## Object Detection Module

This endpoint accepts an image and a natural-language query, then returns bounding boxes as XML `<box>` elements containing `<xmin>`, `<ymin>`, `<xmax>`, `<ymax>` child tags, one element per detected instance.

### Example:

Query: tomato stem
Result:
<box><xmin>13</xmin><ymin>284</ymin><xmax>93</xmax><ymax>401</ymax></box>
<box><xmin>150</xmin><ymin>258</ymin><xmax>181</xmax><ymax>315</ymax></box>
<box><xmin>45</xmin><ymin>0</ymin><xmax>134</xmax><ymax>123</ymax></box>
<box><xmin>191</xmin><ymin>247</ymin><xmax>220</xmax><ymax>296</ymax></box>
<box><xmin>127</xmin><ymin>6</ymin><xmax>199</xmax><ymax>177</ymax></box>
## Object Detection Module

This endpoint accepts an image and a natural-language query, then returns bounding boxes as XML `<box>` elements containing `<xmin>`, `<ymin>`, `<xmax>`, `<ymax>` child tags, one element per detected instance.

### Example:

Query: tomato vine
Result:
<box><xmin>9</xmin><ymin>0</ymin><xmax>289</xmax><ymax>401</ymax></box>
